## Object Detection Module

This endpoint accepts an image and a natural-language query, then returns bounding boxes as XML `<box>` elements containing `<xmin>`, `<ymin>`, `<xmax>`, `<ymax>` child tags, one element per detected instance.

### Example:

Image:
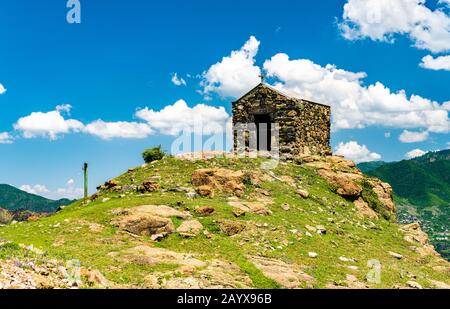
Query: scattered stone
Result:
<box><xmin>195</xmin><ymin>206</ymin><xmax>215</xmax><ymax>216</ymax></box>
<box><xmin>232</xmin><ymin>207</ymin><xmax>246</xmax><ymax>217</ymax></box>
<box><xmin>102</xmin><ymin>198</ymin><xmax>110</xmax><ymax>203</ymax></box>
<box><xmin>128</xmin><ymin>205</ymin><xmax>192</xmax><ymax>219</ymax></box>
<box><xmin>305</xmin><ymin>231</ymin><xmax>313</xmax><ymax>238</ymax></box>
<box><xmin>228</xmin><ymin>201</ymin><xmax>272</xmax><ymax>216</ymax></box>
<box><xmin>248</xmin><ymin>256</ymin><xmax>314</xmax><ymax>288</ymax></box>
<box><xmin>281</xmin><ymin>203</ymin><xmax>290</xmax><ymax>211</ymax></box>
<box><xmin>186</xmin><ymin>192</ymin><xmax>197</xmax><ymax>199</ymax></box>
<box><xmin>339</xmin><ymin>256</ymin><xmax>355</xmax><ymax>263</ymax></box>
<box><xmin>297</xmin><ymin>189</ymin><xmax>310</xmax><ymax>199</ymax></box>
<box><xmin>316</xmin><ymin>225</ymin><xmax>326</xmax><ymax>235</ymax></box>
<box><xmin>308</xmin><ymin>252</ymin><xmax>318</xmax><ymax>258</ymax></box>
<box><xmin>305</xmin><ymin>225</ymin><xmax>316</xmax><ymax>233</ymax></box>
<box><xmin>389</xmin><ymin>251</ymin><xmax>403</xmax><ymax>260</ymax></box>
<box><xmin>82</xmin><ymin>269</ymin><xmax>110</xmax><ymax>288</ymax></box>
<box><xmin>144</xmin><ymin>258</ymin><xmax>252</xmax><ymax>289</ymax></box>
<box><xmin>406</xmin><ymin>280</ymin><xmax>423</xmax><ymax>289</ymax></box>
<box><xmin>344</xmin><ymin>274</ymin><xmax>368</xmax><ymax>289</ymax></box>
<box><xmin>177</xmin><ymin>219</ymin><xmax>203</xmax><ymax>237</ymax></box>
<box><xmin>150</xmin><ymin>233</ymin><xmax>167</xmax><ymax>241</ymax></box>
<box><xmin>137</xmin><ymin>181</ymin><xmax>160</xmax><ymax>193</ymax></box>
<box><xmin>125</xmin><ymin>245</ymin><xmax>206</xmax><ymax>268</ymax></box>
<box><xmin>203</xmin><ymin>230</ymin><xmax>212</xmax><ymax>239</ymax></box>
<box><xmin>197</xmin><ymin>185</ymin><xmax>215</xmax><ymax>198</ymax></box>
<box><xmin>218</xmin><ymin>220</ymin><xmax>246</xmax><ymax>236</ymax></box>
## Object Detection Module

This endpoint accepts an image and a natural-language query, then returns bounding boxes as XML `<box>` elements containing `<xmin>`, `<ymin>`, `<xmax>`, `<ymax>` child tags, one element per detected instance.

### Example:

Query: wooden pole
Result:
<box><xmin>83</xmin><ymin>162</ymin><xmax>88</xmax><ymax>201</ymax></box>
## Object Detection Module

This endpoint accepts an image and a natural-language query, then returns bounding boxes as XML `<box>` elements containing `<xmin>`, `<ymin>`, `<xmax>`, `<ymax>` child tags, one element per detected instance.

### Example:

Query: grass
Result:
<box><xmin>0</xmin><ymin>156</ymin><xmax>448</xmax><ymax>288</ymax></box>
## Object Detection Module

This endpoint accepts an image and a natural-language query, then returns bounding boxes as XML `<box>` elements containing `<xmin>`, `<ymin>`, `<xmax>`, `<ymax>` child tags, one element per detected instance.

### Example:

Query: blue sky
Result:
<box><xmin>0</xmin><ymin>0</ymin><xmax>449</xmax><ymax>199</ymax></box>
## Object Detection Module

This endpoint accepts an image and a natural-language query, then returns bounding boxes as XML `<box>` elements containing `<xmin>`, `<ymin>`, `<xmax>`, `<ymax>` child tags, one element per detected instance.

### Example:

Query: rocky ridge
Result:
<box><xmin>0</xmin><ymin>153</ymin><xmax>448</xmax><ymax>289</ymax></box>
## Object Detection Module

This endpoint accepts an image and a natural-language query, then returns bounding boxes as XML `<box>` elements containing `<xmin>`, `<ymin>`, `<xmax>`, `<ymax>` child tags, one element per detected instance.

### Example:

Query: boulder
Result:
<box><xmin>197</xmin><ymin>185</ymin><xmax>214</xmax><ymax>198</ymax></box>
<box><xmin>227</xmin><ymin>201</ymin><xmax>272</xmax><ymax>216</ymax></box>
<box><xmin>248</xmin><ymin>256</ymin><xmax>315</xmax><ymax>288</ymax></box>
<box><xmin>125</xmin><ymin>245</ymin><xmax>207</xmax><ymax>268</ymax></box>
<box><xmin>218</xmin><ymin>220</ymin><xmax>246</xmax><ymax>236</ymax></box>
<box><xmin>354</xmin><ymin>198</ymin><xmax>379</xmax><ymax>220</ymax></box>
<box><xmin>388</xmin><ymin>251</ymin><xmax>403</xmax><ymax>260</ymax></box>
<box><xmin>399</xmin><ymin>222</ymin><xmax>438</xmax><ymax>256</ymax></box>
<box><xmin>232</xmin><ymin>207</ymin><xmax>246</xmax><ymax>217</ymax></box>
<box><xmin>367</xmin><ymin>179</ymin><xmax>396</xmax><ymax>213</ymax></box>
<box><xmin>195</xmin><ymin>206</ymin><xmax>215</xmax><ymax>216</ymax></box>
<box><xmin>192</xmin><ymin>168</ymin><xmax>246</xmax><ymax>197</ymax></box>
<box><xmin>137</xmin><ymin>181</ymin><xmax>160</xmax><ymax>193</ymax></box>
<box><xmin>406</xmin><ymin>281</ymin><xmax>423</xmax><ymax>289</ymax></box>
<box><xmin>317</xmin><ymin>169</ymin><xmax>363</xmax><ymax>198</ymax></box>
<box><xmin>177</xmin><ymin>219</ymin><xmax>203</xmax><ymax>237</ymax></box>
<box><xmin>400</xmin><ymin>222</ymin><xmax>431</xmax><ymax>246</ymax></box>
<box><xmin>130</xmin><ymin>205</ymin><xmax>192</xmax><ymax>219</ymax></box>
<box><xmin>112</xmin><ymin>214</ymin><xmax>174</xmax><ymax>236</ymax></box>
<box><xmin>81</xmin><ymin>269</ymin><xmax>111</xmax><ymax>288</ymax></box>
<box><xmin>297</xmin><ymin>189</ymin><xmax>310</xmax><ymax>199</ymax></box>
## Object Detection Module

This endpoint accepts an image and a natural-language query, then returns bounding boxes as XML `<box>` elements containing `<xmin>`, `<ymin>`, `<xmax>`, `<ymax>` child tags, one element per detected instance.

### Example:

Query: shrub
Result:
<box><xmin>0</xmin><ymin>208</ymin><xmax>13</xmax><ymax>225</ymax></box>
<box><xmin>142</xmin><ymin>145</ymin><xmax>166</xmax><ymax>163</ymax></box>
<box><xmin>360</xmin><ymin>179</ymin><xmax>394</xmax><ymax>221</ymax></box>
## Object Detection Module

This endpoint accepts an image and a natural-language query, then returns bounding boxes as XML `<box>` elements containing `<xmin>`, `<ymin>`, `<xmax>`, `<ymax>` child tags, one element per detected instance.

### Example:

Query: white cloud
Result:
<box><xmin>201</xmin><ymin>36</ymin><xmax>261</xmax><ymax>98</ymax></box>
<box><xmin>14</xmin><ymin>105</ymin><xmax>84</xmax><ymax>140</ymax></box>
<box><xmin>0</xmin><ymin>83</ymin><xmax>6</xmax><ymax>95</ymax></box>
<box><xmin>54</xmin><ymin>179</ymin><xmax>83</xmax><ymax>200</ymax></box>
<box><xmin>399</xmin><ymin>130</ymin><xmax>429</xmax><ymax>142</ymax></box>
<box><xmin>20</xmin><ymin>184</ymin><xmax>50</xmax><ymax>195</ymax></box>
<box><xmin>339</xmin><ymin>0</ymin><xmax>450</xmax><ymax>53</ymax></box>
<box><xmin>263</xmin><ymin>52</ymin><xmax>450</xmax><ymax>133</ymax></box>
<box><xmin>420</xmin><ymin>54</ymin><xmax>450</xmax><ymax>71</ymax></box>
<box><xmin>0</xmin><ymin>132</ymin><xmax>13</xmax><ymax>144</ymax></box>
<box><xmin>20</xmin><ymin>179</ymin><xmax>83</xmax><ymax>200</ymax></box>
<box><xmin>84</xmin><ymin>120</ymin><xmax>153</xmax><ymax>140</ymax></box>
<box><xmin>335</xmin><ymin>141</ymin><xmax>382</xmax><ymax>163</ymax></box>
<box><xmin>171</xmin><ymin>73</ymin><xmax>187</xmax><ymax>86</ymax></box>
<box><xmin>136</xmin><ymin>99</ymin><xmax>230</xmax><ymax>136</ymax></box>
<box><xmin>405</xmin><ymin>148</ymin><xmax>427</xmax><ymax>159</ymax></box>
<box><xmin>384</xmin><ymin>132</ymin><xmax>391</xmax><ymax>138</ymax></box>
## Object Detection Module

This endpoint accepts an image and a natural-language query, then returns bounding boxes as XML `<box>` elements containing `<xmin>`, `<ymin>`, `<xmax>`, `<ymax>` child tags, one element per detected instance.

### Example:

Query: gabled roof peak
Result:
<box><xmin>234</xmin><ymin>82</ymin><xmax>330</xmax><ymax>108</ymax></box>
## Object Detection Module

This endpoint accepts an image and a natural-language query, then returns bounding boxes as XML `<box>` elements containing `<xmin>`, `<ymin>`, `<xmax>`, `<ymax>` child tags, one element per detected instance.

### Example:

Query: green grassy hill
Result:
<box><xmin>0</xmin><ymin>184</ymin><xmax>75</xmax><ymax>213</ymax></box>
<box><xmin>0</xmin><ymin>156</ymin><xmax>448</xmax><ymax>289</ymax></box>
<box><xmin>358</xmin><ymin>150</ymin><xmax>450</xmax><ymax>260</ymax></box>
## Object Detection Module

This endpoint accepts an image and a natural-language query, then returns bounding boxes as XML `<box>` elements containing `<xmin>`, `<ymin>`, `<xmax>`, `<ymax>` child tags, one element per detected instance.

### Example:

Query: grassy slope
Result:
<box><xmin>0</xmin><ymin>157</ymin><xmax>448</xmax><ymax>288</ymax></box>
<box><xmin>0</xmin><ymin>184</ymin><xmax>74</xmax><ymax>212</ymax></box>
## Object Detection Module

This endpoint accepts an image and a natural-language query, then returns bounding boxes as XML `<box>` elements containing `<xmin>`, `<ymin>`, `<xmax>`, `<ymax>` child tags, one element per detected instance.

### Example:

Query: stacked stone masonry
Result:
<box><xmin>232</xmin><ymin>83</ymin><xmax>331</xmax><ymax>158</ymax></box>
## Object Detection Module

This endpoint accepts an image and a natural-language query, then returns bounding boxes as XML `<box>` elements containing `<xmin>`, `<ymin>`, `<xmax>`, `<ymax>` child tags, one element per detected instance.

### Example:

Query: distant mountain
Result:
<box><xmin>358</xmin><ymin>149</ymin><xmax>450</xmax><ymax>260</ymax></box>
<box><xmin>0</xmin><ymin>184</ymin><xmax>75</xmax><ymax>213</ymax></box>
<box><xmin>357</xmin><ymin>161</ymin><xmax>386</xmax><ymax>173</ymax></box>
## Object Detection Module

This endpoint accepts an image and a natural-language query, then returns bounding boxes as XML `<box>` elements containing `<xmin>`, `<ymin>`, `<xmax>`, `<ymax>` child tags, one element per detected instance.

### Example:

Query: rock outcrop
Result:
<box><xmin>192</xmin><ymin>168</ymin><xmax>246</xmax><ymax>197</ymax></box>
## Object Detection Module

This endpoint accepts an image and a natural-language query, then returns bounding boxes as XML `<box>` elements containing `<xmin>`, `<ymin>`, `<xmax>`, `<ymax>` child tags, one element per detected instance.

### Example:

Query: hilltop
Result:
<box><xmin>0</xmin><ymin>184</ymin><xmax>74</xmax><ymax>213</ymax></box>
<box><xmin>358</xmin><ymin>150</ymin><xmax>450</xmax><ymax>260</ymax></box>
<box><xmin>0</xmin><ymin>154</ymin><xmax>448</xmax><ymax>289</ymax></box>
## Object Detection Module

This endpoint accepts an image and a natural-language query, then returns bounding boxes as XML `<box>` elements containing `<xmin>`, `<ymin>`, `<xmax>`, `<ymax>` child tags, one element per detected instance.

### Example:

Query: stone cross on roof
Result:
<box><xmin>259</xmin><ymin>72</ymin><xmax>266</xmax><ymax>83</ymax></box>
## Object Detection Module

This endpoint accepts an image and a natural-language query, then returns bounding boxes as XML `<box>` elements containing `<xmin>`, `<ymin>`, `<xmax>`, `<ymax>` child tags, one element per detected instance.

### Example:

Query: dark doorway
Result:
<box><xmin>254</xmin><ymin>114</ymin><xmax>272</xmax><ymax>151</ymax></box>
